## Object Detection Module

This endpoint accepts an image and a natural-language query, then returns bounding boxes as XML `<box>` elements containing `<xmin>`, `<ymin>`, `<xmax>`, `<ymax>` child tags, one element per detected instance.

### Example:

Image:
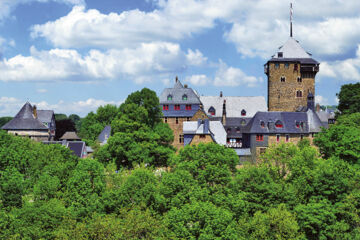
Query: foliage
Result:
<box><xmin>337</xmin><ymin>82</ymin><xmax>360</xmax><ymax>115</ymax></box>
<box><xmin>0</xmin><ymin>116</ymin><xmax>12</xmax><ymax>128</ymax></box>
<box><xmin>55</xmin><ymin>118</ymin><xmax>77</xmax><ymax>140</ymax></box>
<box><xmin>0</xmin><ymin>167</ymin><xmax>24</xmax><ymax>208</ymax></box>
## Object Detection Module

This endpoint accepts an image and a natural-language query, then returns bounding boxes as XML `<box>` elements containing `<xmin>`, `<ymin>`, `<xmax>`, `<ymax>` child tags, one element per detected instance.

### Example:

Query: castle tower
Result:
<box><xmin>264</xmin><ymin>4</ymin><xmax>319</xmax><ymax>112</ymax></box>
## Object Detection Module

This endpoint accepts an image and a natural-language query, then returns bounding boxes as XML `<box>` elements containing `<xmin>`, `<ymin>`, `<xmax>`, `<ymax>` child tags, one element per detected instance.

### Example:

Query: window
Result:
<box><xmin>182</xmin><ymin>94</ymin><xmax>188</xmax><ymax>100</ymax></box>
<box><xmin>275</xmin><ymin>63</ymin><xmax>280</xmax><ymax>69</ymax></box>
<box><xmin>278</xmin><ymin>52</ymin><xmax>283</xmax><ymax>58</ymax></box>
<box><xmin>259</xmin><ymin>147</ymin><xmax>267</xmax><ymax>155</ymax></box>
<box><xmin>241</xmin><ymin>119</ymin><xmax>246</xmax><ymax>126</ymax></box>
<box><xmin>286</xmin><ymin>134</ymin><xmax>290</xmax><ymax>142</ymax></box>
<box><xmin>295</xmin><ymin>121</ymin><xmax>300</xmax><ymax>128</ymax></box>
<box><xmin>199</xmin><ymin>134</ymin><xmax>206</xmax><ymax>139</ymax></box>
<box><xmin>294</xmin><ymin>64</ymin><xmax>298</xmax><ymax>71</ymax></box>
<box><xmin>280</xmin><ymin>76</ymin><xmax>286</xmax><ymax>82</ymax></box>
<box><xmin>300</xmin><ymin>122</ymin><xmax>304</xmax><ymax>128</ymax></box>
<box><xmin>179</xmin><ymin>134</ymin><xmax>184</xmax><ymax>143</ymax></box>
<box><xmin>275</xmin><ymin>120</ymin><xmax>283</xmax><ymax>128</ymax></box>
<box><xmin>260</xmin><ymin>121</ymin><xmax>265</xmax><ymax>128</ymax></box>
<box><xmin>300</xmin><ymin>134</ymin><xmax>304</xmax><ymax>140</ymax></box>
<box><xmin>241</xmin><ymin>109</ymin><xmax>246</xmax><ymax>116</ymax></box>
<box><xmin>185</xmin><ymin>104</ymin><xmax>192</xmax><ymax>110</ymax></box>
<box><xmin>297</xmin><ymin>76</ymin><xmax>302</xmax><ymax>83</ymax></box>
<box><xmin>276</xmin><ymin>134</ymin><xmax>280</xmax><ymax>142</ymax></box>
<box><xmin>236</xmin><ymin>127</ymin><xmax>241</xmax><ymax>133</ymax></box>
<box><xmin>174</xmin><ymin>104</ymin><xmax>180</xmax><ymax>110</ymax></box>
<box><xmin>186</xmin><ymin>117</ymin><xmax>190</xmax><ymax>121</ymax></box>
<box><xmin>163</xmin><ymin>105</ymin><xmax>169</xmax><ymax>110</ymax></box>
<box><xmin>285</xmin><ymin>63</ymin><xmax>289</xmax><ymax>69</ymax></box>
<box><xmin>167</xmin><ymin>95</ymin><xmax>173</xmax><ymax>101</ymax></box>
<box><xmin>208</xmin><ymin>107</ymin><xmax>215</xmax><ymax>116</ymax></box>
<box><xmin>296</xmin><ymin>90</ymin><xmax>303</xmax><ymax>98</ymax></box>
<box><xmin>256</xmin><ymin>134</ymin><xmax>264</xmax><ymax>141</ymax></box>
<box><xmin>311</xmin><ymin>133</ymin><xmax>315</xmax><ymax>138</ymax></box>
<box><xmin>164</xmin><ymin>117</ymin><xmax>168</xmax><ymax>123</ymax></box>
<box><xmin>176</xmin><ymin>117</ymin><xmax>179</xmax><ymax>124</ymax></box>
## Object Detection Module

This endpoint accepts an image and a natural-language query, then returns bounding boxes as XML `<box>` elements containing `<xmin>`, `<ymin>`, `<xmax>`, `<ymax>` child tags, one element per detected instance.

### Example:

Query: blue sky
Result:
<box><xmin>0</xmin><ymin>0</ymin><xmax>359</xmax><ymax>116</ymax></box>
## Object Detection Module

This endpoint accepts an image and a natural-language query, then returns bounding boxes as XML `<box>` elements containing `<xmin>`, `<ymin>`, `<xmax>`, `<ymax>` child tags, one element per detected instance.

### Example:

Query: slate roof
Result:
<box><xmin>159</xmin><ymin>79</ymin><xmax>201</xmax><ymax>104</ymax></box>
<box><xmin>183</xmin><ymin>120</ymin><xmax>226</xmax><ymax>145</ymax></box>
<box><xmin>1</xmin><ymin>102</ymin><xmax>48</xmax><ymax>130</ymax></box>
<box><xmin>209</xmin><ymin>121</ymin><xmax>227</xmax><ymax>145</ymax></box>
<box><xmin>37</xmin><ymin>110</ymin><xmax>54</xmax><ymax>123</ymax></box>
<box><xmin>269</xmin><ymin>37</ymin><xmax>319</xmax><ymax>64</ymax></box>
<box><xmin>244</xmin><ymin>110</ymin><xmax>325</xmax><ymax>134</ymax></box>
<box><xmin>67</xmin><ymin>141</ymin><xmax>86</xmax><ymax>158</ymax></box>
<box><xmin>200</xmin><ymin>96</ymin><xmax>267</xmax><ymax>118</ymax></box>
<box><xmin>98</xmin><ymin>125</ymin><xmax>111</xmax><ymax>144</ymax></box>
<box><xmin>60</xmin><ymin>131</ymin><xmax>81</xmax><ymax>140</ymax></box>
<box><xmin>162</xmin><ymin>109</ymin><xmax>198</xmax><ymax>117</ymax></box>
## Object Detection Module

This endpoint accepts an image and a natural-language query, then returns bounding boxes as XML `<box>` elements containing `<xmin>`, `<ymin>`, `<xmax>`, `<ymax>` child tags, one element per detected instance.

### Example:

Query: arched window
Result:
<box><xmin>240</xmin><ymin>119</ymin><xmax>246</xmax><ymax>126</ymax></box>
<box><xmin>260</xmin><ymin>121</ymin><xmax>265</xmax><ymax>128</ymax></box>
<box><xmin>297</xmin><ymin>76</ymin><xmax>302</xmax><ymax>83</ymax></box>
<box><xmin>208</xmin><ymin>106</ymin><xmax>215</xmax><ymax>116</ymax></box>
<box><xmin>167</xmin><ymin>95</ymin><xmax>173</xmax><ymax>101</ymax></box>
<box><xmin>296</xmin><ymin>90</ymin><xmax>302</xmax><ymax>98</ymax></box>
<box><xmin>182</xmin><ymin>94</ymin><xmax>188</xmax><ymax>100</ymax></box>
<box><xmin>275</xmin><ymin>120</ymin><xmax>283</xmax><ymax>128</ymax></box>
<box><xmin>295</xmin><ymin>121</ymin><xmax>300</xmax><ymax>128</ymax></box>
<box><xmin>280</xmin><ymin>76</ymin><xmax>286</xmax><ymax>82</ymax></box>
<box><xmin>241</xmin><ymin>109</ymin><xmax>246</xmax><ymax>116</ymax></box>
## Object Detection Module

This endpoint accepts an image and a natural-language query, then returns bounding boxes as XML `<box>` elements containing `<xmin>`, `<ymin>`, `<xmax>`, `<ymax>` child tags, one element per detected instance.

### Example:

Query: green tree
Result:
<box><xmin>0</xmin><ymin>117</ymin><xmax>12</xmax><ymax>128</ymax></box>
<box><xmin>337</xmin><ymin>82</ymin><xmax>360</xmax><ymax>115</ymax></box>
<box><xmin>0</xmin><ymin>167</ymin><xmax>24</xmax><ymax>208</ymax></box>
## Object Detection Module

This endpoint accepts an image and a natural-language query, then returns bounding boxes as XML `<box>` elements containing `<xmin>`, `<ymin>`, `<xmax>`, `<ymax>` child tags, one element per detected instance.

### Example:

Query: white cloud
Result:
<box><xmin>315</xmin><ymin>95</ymin><xmax>329</xmax><ymax>106</ymax></box>
<box><xmin>36</xmin><ymin>89</ymin><xmax>47</xmax><ymax>93</ymax></box>
<box><xmin>0</xmin><ymin>43</ymin><xmax>203</xmax><ymax>83</ymax></box>
<box><xmin>0</xmin><ymin>0</ymin><xmax>84</xmax><ymax>21</ymax></box>
<box><xmin>29</xmin><ymin>0</ymin><xmax>360</xmax><ymax>60</ymax></box>
<box><xmin>186</xmin><ymin>49</ymin><xmax>207</xmax><ymax>66</ymax></box>
<box><xmin>185</xmin><ymin>74</ymin><xmax>209</xmax><ymax>86</ymax></box>
<box><xmin>213</xmin><ymin>61</ymin><xmax>263</xmax><ymax>87</ymax></box>
<box><xmin>0</xmin><ymin>97</ymin><xmax>121</xmax><ymax>117</ymax></box>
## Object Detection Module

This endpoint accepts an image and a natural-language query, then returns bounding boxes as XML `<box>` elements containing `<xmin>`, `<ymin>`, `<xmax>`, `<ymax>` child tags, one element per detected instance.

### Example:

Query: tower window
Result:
<box><xmin>167</xmin><ymin>95</ymin><xmax>173</xmax><ymax>101</ymax></box>
<box><xmin>285</xmin><ymin>63</ymin><xmax>289</xmax><ymax>69</ymax></box>
<box><xmin>296</xmin><ymin>90</ymin><xmax>303</xmax><ymax>98</ymax></box>
<box><xmin>297</xmin><ymin>76</ymin><xmax>302</xmax><ymax>83</ymax></box>
<box><xmin>241</xmin><ymin>109</ymin><xmax>246</xmax><ymax>116</ymax></box>
<box><xmin>179</xmin><ymin>134</ymin><xmax>184</xmax><ymax>143</ymax></box>
<box><xmin>280</xmin><ymin>76</ymin><xmax>286</xmax><ymax>82</ymax></box>
<box><xmin>275</xmin><ymin>63</ymin><xmax>280</xmax><ymax>69</ymax></box>
<box><xmin>278</xmin><ymin>52</ymin><xmax>283</xmax><ymax>58</ymax></box>
<box><xmin>182</xmin><ymin>94</ymin><xmax>188</xmax><ymax>100</ymax></box>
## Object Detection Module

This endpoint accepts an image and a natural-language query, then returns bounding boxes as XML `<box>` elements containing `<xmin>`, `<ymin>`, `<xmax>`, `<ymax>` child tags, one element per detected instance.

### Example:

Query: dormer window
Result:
<box><xmin>241</xmin><ymin>119</ymin><xmax>246</xmax><ymax>126</ymax></box>
<box><xmin>280</xmin><ymin>76</ymin><xmax>286</xmax><ymax>82</ymax></box>
<box><xmin>208</xmin><ymin>106</ymin><xmax>215</xmax><ymax>116</ymax></box>
<box><xmin>295</xmin><ymin>121</ymin><xmax>300</xmax><ymax>128</ymax></box>
<box><xmin>275</xmin><ymin>120</ymin><xmax>283</xmax><ymax>128</ymax></box>
<box><xmin>167</xmin><ymin>95</ymin><xmax>173</xmax><ymax>101</ymax></box>
<box><xmin>297</xmin><ymin>76</ymin><xmax>302</xmax><ymax>83</ymax></box>
<box><xmin>236</xmin><ymin>127</ymin><xmax>241</xmax><ymax>133</ymax></box>
<box><xmin>182</xmin><ymin>94</ymin><xmax>188</xmax><ymax>100</ymax></box>
<box><xmin>278</xmin><ymin>52</ymin><xmax>283</xmax><ymax>58</ymax></box>
<box><xmin>260</xmin><ymin>121</ymin><xmax>265</xmax><ymax>128</ymax></box>
<box><xmin>296</xmin><ymin>90</ymin><xmax>303</xmax><ymax>98</ymax></box>
<box><xmin>241</xmin><ymin>109</ymin><xmax>246</xmax><ymax>116</ymax></box>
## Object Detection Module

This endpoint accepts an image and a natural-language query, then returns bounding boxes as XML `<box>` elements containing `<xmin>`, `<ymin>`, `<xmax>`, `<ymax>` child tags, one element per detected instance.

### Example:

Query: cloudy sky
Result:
<box><xmin>0</xmin><ymin>0</ymin><xmax>359</xmax><ymax>116</ymax></box>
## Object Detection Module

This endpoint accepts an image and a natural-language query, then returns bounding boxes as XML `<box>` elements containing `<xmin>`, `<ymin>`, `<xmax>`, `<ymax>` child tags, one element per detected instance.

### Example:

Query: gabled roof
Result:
<box><xmin>183</xmin><ymin>120</ymin><xmax>226</xmax><ymax>145</ymax></box>
<box><xmin>1</xmin><ymin>102</ymin><xmax>48</xmax><ymax>130</ymax></box>
<box><xmin>200</xmin><ymin>96</ymin><xmax>267</xmax><ymax>118</ymax></box>
<box><xmin>98</xmin><ymin>125</ymin><xmax>111</xmax><ymax>144</ymax></box>
<box><xmin>159</xmin><ymin>79</ymin><xmax>201</xmax><ymax>104</ymax></box>
<box><xmin>67</xmin><ymin>141</ymin><xmax>86</xmax><ymax>158</ymax></box>
<box><xmin>60</xmin><ymin>131</ymin><xmax>81</xmax><ymax>140</ymax></box>
<box><xmin>307</xmin><ymin>109</ymin><xmax>324</xmax><ymax>132</ymax></box>
<box><xmin>37</xmin><ymin>110</ymin><xmax>54</xmax><ymax>123</ymax></box>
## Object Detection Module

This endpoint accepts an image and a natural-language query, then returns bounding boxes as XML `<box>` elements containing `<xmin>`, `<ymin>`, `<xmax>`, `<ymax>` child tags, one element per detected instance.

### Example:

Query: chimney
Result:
<box><xmin>222</xmin><ymin>100</ymin><xmax>226</xmax><ymax>125</ymax></box>
<box><xmin>175</xmin><ymin>76</ymin><xmax>178</xmax><ymax>83</ymax></box>
<box><xmin>184</xmin><ymin>84</ymin><xmax>188</xmax><ymax>88</ymax></box>
<box><xmin>316</xmin><ymin>103</ymin><xmax>320</xmax><ymax>112</ymax></box>
<box><xmin>220</xmin><ymin>91</ymin><xmax>223</xmax><ymax>97</ymax></box>
<box><xmin>307</xmin><ymin>92</ymin><xmax>315</xmax><ymax>111</ymax></box>
<box><xmin>33</xmin><ymin>105</ymin><xmax>37</xmax><ymax>118</ymax></box>
<box><xmin>204</xmin><ymin>119</ymin><xmax>209</xmax><ymax>133</ymax></box>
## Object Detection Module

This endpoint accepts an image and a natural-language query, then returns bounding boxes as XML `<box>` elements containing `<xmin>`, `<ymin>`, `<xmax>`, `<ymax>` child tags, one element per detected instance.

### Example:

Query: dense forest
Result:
<box><xmin>0</xmin><ymin>85</ymin><xmax>360</xmax><ymax>239</ymax></box>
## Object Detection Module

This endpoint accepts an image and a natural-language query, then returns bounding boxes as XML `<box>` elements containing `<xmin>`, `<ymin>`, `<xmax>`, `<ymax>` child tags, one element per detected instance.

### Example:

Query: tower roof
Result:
<box><xmin>273</xmin><ymin>37</ymin><xmax>311</xmax><ymax>59</ymax></box>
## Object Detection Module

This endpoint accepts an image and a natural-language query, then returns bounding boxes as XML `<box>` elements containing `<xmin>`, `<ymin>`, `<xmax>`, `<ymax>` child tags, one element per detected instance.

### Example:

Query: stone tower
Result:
<box><xmin>264</xmin><ymin>4</ymin><xmax>320</xmax><ymax>112</ymax></box>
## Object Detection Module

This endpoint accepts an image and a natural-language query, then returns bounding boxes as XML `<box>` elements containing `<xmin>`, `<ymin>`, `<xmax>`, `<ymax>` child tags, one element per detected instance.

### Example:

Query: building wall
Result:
<box><xmin>191</xmin><ymin>109</ymin><xmax>208</xmax><ymax>121</ymax></box>
<box><xmin>7</xmin><ymin>130</ymin><xmax>50</xmax><ymax>142</ymax></box>
<box><xmin>268</xmin><ymin>62</ymin><xmax>315</xmax><ymax>112</ymax></box>
<box><xmin>190</xmin><ymin>134</ymin><xmax>214</xmax><ymax>145</ymax></box>
<box><xmin>163</xmin><ymin>117</ymin><xmax>188</xmax><ymax>149</ymax></box>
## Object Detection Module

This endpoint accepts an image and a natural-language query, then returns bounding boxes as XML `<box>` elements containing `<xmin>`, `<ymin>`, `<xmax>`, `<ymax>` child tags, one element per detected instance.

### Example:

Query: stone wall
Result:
<box><xmin>7</xmin><ymin>130</ymin><xmax>50</xmax><ymax>142</ymax></box>
<box><xmin>268</xmin><ymin>62</ymin><xmax>315</xmax><ymax>112</ymax></box>
<box><xmin>190</xmin><ymin>134</ymin><xmax>214</xmax><ymax>145</ymax></box>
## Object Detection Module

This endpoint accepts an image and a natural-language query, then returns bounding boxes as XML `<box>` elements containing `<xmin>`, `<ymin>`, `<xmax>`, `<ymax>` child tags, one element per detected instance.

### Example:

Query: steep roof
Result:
<box><xmin>98</xmin><ymin>125</ymin><xmax>111</xmax><ymax>144</ymax></box>
<box><xmin>307</xmin><ymin>109</ymin><xmax>324</xmax><ymax>132</ymax></box>
<box><xmin>200</xmin><ymin>96</ymin><xmax>267</xmax><ymax>118</ymax></box>
<box><xmin>269</xmin><ymin>37</ymin><xmax>319</xmax><ymax>64</ymax></box>
<box><xmin>159</xmin><ymin>79</ymin><xmax>201</xmax><ymax>104</ymax></box>
<box><xmin>37</xmin><ymin>110</ymin><xmax>54</xmax><ymax>123</ymax></box>
<box><xmin>183</xmin><ymin>120</ymin><xmax>226</xmax><ymax>145</ymax></box>
<box><xmin>1</xmin><ymin>102</ymin><xmax>48</xmax><ymax>130</ymax></box>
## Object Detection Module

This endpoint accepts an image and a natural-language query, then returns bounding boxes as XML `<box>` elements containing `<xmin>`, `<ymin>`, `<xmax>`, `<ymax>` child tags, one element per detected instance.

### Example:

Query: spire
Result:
<box><xmin>290</xmin><ymin>3</ymin><xmax>293</xmax><ymax>37</ymax></box>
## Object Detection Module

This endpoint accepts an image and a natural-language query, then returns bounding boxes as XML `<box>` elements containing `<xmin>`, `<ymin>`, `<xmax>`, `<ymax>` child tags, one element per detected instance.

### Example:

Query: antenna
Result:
<box><xmin>290</xmin><ymin>3</ymin><xmax>293</xmax><ymax>37</ymax></box>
